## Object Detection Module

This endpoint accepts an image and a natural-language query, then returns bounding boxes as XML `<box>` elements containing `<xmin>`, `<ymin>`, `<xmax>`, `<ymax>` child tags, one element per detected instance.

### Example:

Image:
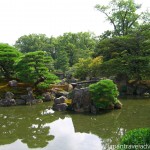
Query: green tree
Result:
<box><xmin>95</xmin><ymin>0</ymin><xmax>148</xmax><ymax>36</ymax></box>
<box><xmin>74</xmin><ymin>58</ymin><xmax>91</xmax><ymax>80</ymax></box>
<box><xmin>16</xmin><ymin>51</ymin><xmax>57</xmax><ymax>85</ymax></box>
<box><xmin>94</xmin><ymin>24</ymin><xmax>150</xmax><ymax>81</ymax></box>
<box><xmin>73</xmin><ymin>56</ymin><xmax>103</xmax><ymax>80</ymax></box>
<box><xmin>54</xmin><ymin>50</ymin><xmax>69</xmax><ymax>73</ymax></box>
<box><xmin>15</xmin><ymin>34</ymin><xmax>54</xmax><ymax>53</ymax></box>
<box><xmin>56</xmin><ymin>32</ymin><xmax>96</xmax><ymax>66</ymax></box>
<box><xmin>0</xmin><ymin>43</ymin><xmax>20</xmax><ymax>79</ymax></box>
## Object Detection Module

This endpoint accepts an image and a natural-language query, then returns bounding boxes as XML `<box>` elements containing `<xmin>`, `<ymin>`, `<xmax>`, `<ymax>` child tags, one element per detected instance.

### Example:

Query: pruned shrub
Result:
<box><xmin>89</xmin><ymin>79</ymin><xmax>120</xmax><ymax>109</ymax></box>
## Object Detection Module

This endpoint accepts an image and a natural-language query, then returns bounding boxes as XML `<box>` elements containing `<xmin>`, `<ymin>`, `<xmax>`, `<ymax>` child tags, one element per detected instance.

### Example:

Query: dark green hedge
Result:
<box><xmin>118</xmin><ymin>128</ymin><xmax>150</xmax><ymax>150</ymax></box>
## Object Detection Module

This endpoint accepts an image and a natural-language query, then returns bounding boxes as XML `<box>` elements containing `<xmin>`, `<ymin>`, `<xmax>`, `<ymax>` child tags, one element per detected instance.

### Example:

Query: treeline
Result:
<box><xmin>0</xmin><ymin>0</ymin><xmax>150</xmax><ymax>88</ymax></box>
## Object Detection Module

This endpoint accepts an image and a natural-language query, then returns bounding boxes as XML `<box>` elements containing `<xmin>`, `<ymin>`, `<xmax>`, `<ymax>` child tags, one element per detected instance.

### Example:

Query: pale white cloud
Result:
<box><xmin>0</xmin><ymin>0</ymin><xmax>149</xmax><ymax>45</ymax></box>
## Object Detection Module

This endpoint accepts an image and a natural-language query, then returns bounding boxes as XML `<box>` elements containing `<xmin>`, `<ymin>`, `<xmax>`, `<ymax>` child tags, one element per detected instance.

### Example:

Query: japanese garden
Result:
<box><xmin>0</xmin><ymin>0</ymin><xmax>150</xmax><ymax>149</ymax></box>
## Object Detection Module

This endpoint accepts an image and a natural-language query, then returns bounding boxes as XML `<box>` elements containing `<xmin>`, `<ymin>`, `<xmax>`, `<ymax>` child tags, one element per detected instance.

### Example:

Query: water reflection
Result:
<box><xmin>0</xmin><ymin>106</ymin><xmax>55</xmax><ymax>149</ymax></box>
<box><xmin>0</xmin><ymin>116</ymin><xmax>102</xmax><ymax>150</ymax></box>
<box><xmin>0</xmin><ymin>99</ymin><xmax>149</xmax><ymax>150</ymax></box>
<box><xmin>44</xmin><ymin>117</ymin><xmax>102</xmax><ymax>150</ymax></box>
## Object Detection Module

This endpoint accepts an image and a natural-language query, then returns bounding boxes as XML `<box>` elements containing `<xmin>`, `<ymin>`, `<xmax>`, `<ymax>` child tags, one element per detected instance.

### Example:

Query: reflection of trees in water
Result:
<box><xmin>0</xmin><ymin>105</ymin><xmax>58</xmax><ymax>148</ymax></box>
<box><xmin>0</xmin><ymin>100</ymin><xmax>150</xmax><ymax>149</ymax></box>
<box><xmin>71</xmin><ymin>100</ymin><xmax>150</xmax><ymax>149</ymax></box>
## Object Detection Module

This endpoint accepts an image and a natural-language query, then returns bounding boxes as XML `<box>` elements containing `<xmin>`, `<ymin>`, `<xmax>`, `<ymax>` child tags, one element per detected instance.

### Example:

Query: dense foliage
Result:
<box><xmin>15</xmin><ymin>32</ymin><xmax>97</xmax><ymax>69</ymax></box>
<box><xmin>0</xmin><ymin>43</ymin><xmax>20</xmax><ymax>79</ymax></box>
<box><xmin>118</xmin><ymin>128</ymin><xmax>150</xmax><ymax>150</ymax></box>
<box><xmin>0</xmin><ymin>0</ymin><xmax>149</xmax><ymax>88</ymax></box>
<box><xmin>89</xmin><ymin>79</ymin><xmax>119</xmax><ymax>108</ymax></box>
<box><xmin>72</xmin><ymin>56</ymin><xmax>103</xmax><ymax>80</ymax></box>
<box><xmin>94</xmin><ymin>24</ymin><xmax>150</xmax><ymax>81</ymax></box>
<box><xmin>15</xmin><ymin>51</ymin><xmax>58</xmax><ymax>85</ymax></box>
<box><xmin>54</xmin><ymin>50</ymin><xmax>69</xmax><ymax>73</ymax></box>
<box><xmin>15</xmin><ymin>34</ymin><xmax>51</xmax><ymax>53</ymax></box>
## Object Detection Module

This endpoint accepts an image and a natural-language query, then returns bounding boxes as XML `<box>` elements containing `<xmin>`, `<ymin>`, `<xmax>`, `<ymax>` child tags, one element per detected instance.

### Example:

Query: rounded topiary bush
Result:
<box><xmin>118</xmin><ymin>128</ymin><xmax>150</xmax><ymax>150</ymax></box>
<box><xmin>89</xmin><ymin>79</ymin><xmax>121</xmax><ymax>109</ymax></box>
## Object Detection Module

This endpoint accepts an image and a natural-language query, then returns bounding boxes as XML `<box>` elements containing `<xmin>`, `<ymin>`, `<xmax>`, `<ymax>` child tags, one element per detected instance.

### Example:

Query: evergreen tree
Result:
<box><xmin>0</xmin><ymin>43</ymin><xmax>20</xmax><ymax>79</ymax></box>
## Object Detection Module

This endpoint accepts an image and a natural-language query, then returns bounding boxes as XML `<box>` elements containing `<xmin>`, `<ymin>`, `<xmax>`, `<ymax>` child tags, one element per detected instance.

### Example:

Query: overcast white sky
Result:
<box><xmin>0</xmin><ymin>0</ymin><xmax>149</xmax><ymax>45</ymax></box>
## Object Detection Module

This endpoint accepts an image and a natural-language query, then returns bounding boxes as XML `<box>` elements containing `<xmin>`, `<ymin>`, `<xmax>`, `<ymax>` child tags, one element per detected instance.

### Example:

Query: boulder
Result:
<box><xmin>54</xmin><ymin>96</ymin><xmax>66</xmax><ymax>104</ymax></box>
<box><xmin>0</xmin><ymin>99</ymin><xmax>16</xmax><ymax>106</ymax></box>
<box><xmin>8</xmin><ymin>80</ymin><xmax>18</xmax><ymax>87</ymax></box>
<box><xmin>67</xmin><ymin>84</ymin><xmax>73</xmax><ymax>92</ymax></box>
<box><xmin>5</xmin><ymin>92</ymin><xmax>14</xmax><ymax>100</ymax></box>
<box><xmin>55</xmin><ymin>91</ymin><xmax>69</xmax><ymax>98</ymax></box>
<box><xmin>70</xmin><ymin>87</ymin><xmax>91</xmax><ymax>112</ymax></box>
<box><xmin>53</xmin><ymin>103</ymin><xmax>68</xmax><ymax>111</ymax></box>
<box><xmin>42</xmin><ymin>92</ymin><xmax>52</xmax><ymax>101</ymax></box>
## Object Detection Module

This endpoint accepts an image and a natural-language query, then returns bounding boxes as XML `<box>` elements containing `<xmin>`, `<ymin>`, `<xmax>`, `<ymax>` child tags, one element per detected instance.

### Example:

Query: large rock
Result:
<box><xmin>53</xmin><ymin>96</ymin><xmax>68</xmax><ymax>111</ymax></box>
<box><xmin>8</xmin><ymin>80</ymin><xmax>18</xmax><ymax>87</ymax></box>
<box><xmin>5</xmin><ymin>92</ymin><xmax>14</xmax><ymax>99</ymax></box>
<box><xmin>0</xmin><ymin>99</ymin><xmax>15</xmax><ymax>106</ymax></box>
<box><xmin>42</xmin><ymin>92</ymin><xmax>52</xmax><ymax>101</ymax></box>
<box><xmin>53</xmin><ymin>103</ymin><xmax>68</xmax><ymax>111</ymax></box>
<box><xmin>70</xmin><ymin>88</ymin><xmax>91</xmax><ymax>112</ymax></box>
<box><xmin>0</xmin><ymin>92</ymin><xmax>16</xmax><ymax>106</ymax></box>
<box><xmin>19</xmin><ymin>87</ymin><xmax>35</xmax><ymax>105</ymax></box>
<box><xmin>54</xmin><ymin>96</ymin><xmax>66</xmax><ymax>104</ymax></box>
<box><xmin>67</xmin><ymin>84</ymin><xmax>73</xmax><ymax>92</ymax></box>
<box><xmin>55</xmin><ymin>91</ymin><xmax>69</xmax><ymax>98</ymax></box>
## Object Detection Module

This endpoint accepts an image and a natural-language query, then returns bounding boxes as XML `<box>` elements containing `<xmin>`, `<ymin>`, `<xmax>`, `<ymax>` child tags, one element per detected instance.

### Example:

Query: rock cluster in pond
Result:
<box><xmin>69</xmin><ymin>87</ymin><xmax>122</xmax><ymax>114</ymax></box>
<box><xmin>52</xmin><ymin>96</ymin><xmax>68</xmax><ymax>111</ymax></box>
<box><xmin>0</xmin><ymin>92</ymin><xmax>16</xmax><ymax>106</ymax></box>
<box><xmin>0</xmin><ymin>87</ymin><xmax>38</xmax><ymax>106</ymax></box>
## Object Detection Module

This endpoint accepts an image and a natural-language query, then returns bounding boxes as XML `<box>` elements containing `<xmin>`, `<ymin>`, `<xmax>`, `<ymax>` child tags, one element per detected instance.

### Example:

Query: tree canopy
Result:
<box><xmin>95</xmin><ymin>0</ymin><xmax>149</xmax><ymax>36</ymax></box>
<box><xmin>15</xmin><ymin>34</ymin><xmax>52</xmax><ymax>53</ymax></box>
<box><xmin>15</xmin><ymin>51</ymin><xmax>58</xmax><ymax>84</ymax></box>
<box><xmin>94</xmin><ymin>24</ymin><xmax>150</xmax><ymax>81</ymax></box>
<box><xmin>0</xmin><ymin>43</ymin><xmax>20</xmax><ymax>79</ymax></box>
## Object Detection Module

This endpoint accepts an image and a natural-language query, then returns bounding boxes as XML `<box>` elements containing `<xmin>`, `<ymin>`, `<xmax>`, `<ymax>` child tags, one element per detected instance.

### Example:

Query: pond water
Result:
<box><xmin>0</xmin><ymin>98</ymin><xmax>150</xmax><ymax>150</ymax></box>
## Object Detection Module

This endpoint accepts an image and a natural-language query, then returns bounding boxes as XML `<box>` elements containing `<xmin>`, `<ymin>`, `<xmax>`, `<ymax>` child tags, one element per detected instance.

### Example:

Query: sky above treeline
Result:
<box><xmin>0</xmin><ymin>0</ymin><xmax>149</xmax><ymax>45</ymax></box>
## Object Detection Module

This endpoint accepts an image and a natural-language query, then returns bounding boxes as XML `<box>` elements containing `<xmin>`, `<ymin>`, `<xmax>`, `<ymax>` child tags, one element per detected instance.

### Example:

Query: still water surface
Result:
<box><xmin>0</xmin><ymin>98</ymin><xmax>150</xmax><ymax>150</ymax></box>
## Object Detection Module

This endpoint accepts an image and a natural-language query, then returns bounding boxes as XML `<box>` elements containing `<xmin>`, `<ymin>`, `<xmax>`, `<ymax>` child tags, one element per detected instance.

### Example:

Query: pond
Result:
<box><xmin>0</xmin><ymin>98</ymin><xmax>150</xmax><ymax>150</ymax></box>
